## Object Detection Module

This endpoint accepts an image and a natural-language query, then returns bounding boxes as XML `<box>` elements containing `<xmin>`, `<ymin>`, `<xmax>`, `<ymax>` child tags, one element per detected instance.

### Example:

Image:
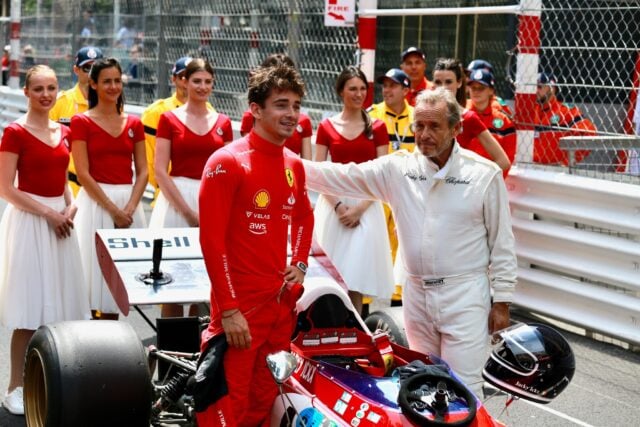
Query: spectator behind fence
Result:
<box><xmin>400</xmin><ymin>46</ymin><xmax>433</xmax><ymax>106</ymax></box>
<box><xmin>313</xmin><ymin>66</ymin><xmax>394</xmax><ymax>316</ymax></box>
<box><xmin>149</xmin><ymin>58</ymin><xmax>233</xmax><ymax>318</ymax></box>
<box><xmin>433</xmin><ymin>57</ymin><xmax>511</xmax><ymax>173</ymax></box>
<box><xmin>196</xmin><ymin>64</ymin><xmax>313</xmax><ymax>427</ymax></box>
<box><xmin>79</xmin><ymin>9</ymin><xmax>96</xmax><ymax>46</ymax></box>
<box><xmin>115</xmin><ymin>18</ymin><xmax>137</xmax><ymax>49</ymax></box>
<box><xmin>0</xmin><ymin>65</ymin><xmax>91</xmax><ymax>416</ymax></box>
<box><xmin>367</xmin><ymin>67</ymin><xmax>414</xmax><ymax>304</ymax></box>
<box><xmin>534</xmin><ymin>72</ymin><xmax>597</xmax><ymax>165</ymax></box>
<box><xmin>22</xmin><ymin>45</ymin><xmax>35</xmax><ymax>70</ymax></box>
<box><xmin>2</xmin><ymin>45</ymin><xmax>10</xmax><ymax>85</ymax></box>
<box><xmin>71</xmin><ymin>58</ymin><xmax>148</xmax><ymax>321</ymax></box>
<box><xmin>302</xmin><ymin>87</ymin><xmax>517</xmax><ymax>397</ymax></box>
<box><xmin>239</xmin><ymin>53</ymin><xmax>313</xmax><ymax>159</ymax></box>
<box><xmin>49</xmin><ymin>46</ymin><xmax>104</xmax><ymax>197</ymax></box>
<box><xmin>465</xmin><ymin>68</ymin><xmax>516</xmax><ymax>177</ymax></box>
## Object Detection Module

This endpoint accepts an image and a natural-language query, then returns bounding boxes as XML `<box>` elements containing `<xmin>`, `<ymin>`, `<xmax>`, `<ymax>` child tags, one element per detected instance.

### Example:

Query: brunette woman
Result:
<box><xmin>71</xmin><ymin>58</ymin><xmax>148</xmax><ymax>320</ymax></box>
<box><xmin>313</xmin><ymin>66</ymin><xmax>394</xmax><ymax>314</ymax></box>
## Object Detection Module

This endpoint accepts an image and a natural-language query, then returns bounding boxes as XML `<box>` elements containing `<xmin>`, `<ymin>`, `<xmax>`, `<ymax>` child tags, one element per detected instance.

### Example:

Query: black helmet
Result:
<box><xmin>482</xmin><ymin>323</ymin><xmax>575</xmax><ymax>404</ymax></box>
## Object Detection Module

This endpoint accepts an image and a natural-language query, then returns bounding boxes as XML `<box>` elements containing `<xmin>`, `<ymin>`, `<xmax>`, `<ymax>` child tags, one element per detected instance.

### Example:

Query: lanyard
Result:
<box><xmin>386</xmin><ymin>114</ymin><xmax>412</xmax><ymax>151</ymax></box>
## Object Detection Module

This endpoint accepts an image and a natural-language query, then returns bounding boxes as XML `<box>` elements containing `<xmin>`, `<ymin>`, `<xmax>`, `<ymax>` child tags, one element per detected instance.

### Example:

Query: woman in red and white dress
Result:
<box><xmin>150</xmin><ymin>58</ymin><xmax>232</xmax><ymax>229</ymax></box>
<box><xmin>0</xmin><ymin>65</ymin><xmax>90</xmax><ymax>415</ymax></box>
<box><xmin>313</xmin><ymin>66</ymin><xmax>394</xmax><ymax>315</ymax></box>
<box><xmin>149</xmin><ymin>58</ymin><xmax>232</xmax><ymax>317</ymax></box>
<box><xmin>71</xmin><ymin>58</ymin><xmax>148</xmax><ymax>320</ymax></box>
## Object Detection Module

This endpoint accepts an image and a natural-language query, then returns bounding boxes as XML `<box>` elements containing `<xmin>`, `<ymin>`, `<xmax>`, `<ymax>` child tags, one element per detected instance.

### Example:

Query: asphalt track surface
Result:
<box><xmin>1</xmin><ymin>304</ymin><xmax>639</xmax><ymax>427</ymax></box>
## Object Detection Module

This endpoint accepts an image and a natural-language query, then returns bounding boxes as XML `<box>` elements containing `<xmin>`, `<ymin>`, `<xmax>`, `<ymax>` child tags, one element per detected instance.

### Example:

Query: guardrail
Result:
<box><xmin>559</xmin><ymin>135</ymin><xmax>640</xmax><ymax>177</ymax></box>
<box><xmin>506</xmin><ymin>166</ymin><xmax>640</xmax><ymax>347</ymax></box>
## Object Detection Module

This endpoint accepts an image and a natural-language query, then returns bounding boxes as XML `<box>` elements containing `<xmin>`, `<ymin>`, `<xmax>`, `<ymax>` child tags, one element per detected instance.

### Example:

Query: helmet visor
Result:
<box><xmin>492</xmin><ymin>323</ymin><xmax>543</xmax><ymax>376</ymax></box>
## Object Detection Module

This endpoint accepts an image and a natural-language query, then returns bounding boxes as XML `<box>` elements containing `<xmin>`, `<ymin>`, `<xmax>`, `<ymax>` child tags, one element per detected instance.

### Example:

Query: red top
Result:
<box><xmin>455</xmin><ymin>109</ymin><xmax>488</xmax><ymax>148</ymax></box>
<box><xmin>199</xmin><ymin>131</ymin><xmax>314</xmax><ymax>340</ymax></box>
<box><xmin>240</xmin><ymin>110</ymin><xmax>313</xmax><ymax>156</ymax></box>
<box><xmin>465</xmin><ymin>101</ymin><xmax>516</xmax><ymax>177</ymax></box>
<box><xmin>533</xmin><ymin>97</ymin><xmax>597</xmax><ymax>165</ymax></box>
<box><xmin>157</xmin><ymin>111</ymin><xmax>232</xmax><ymax>179</ymax></box>
<box><xmin>315</xmin><ymin>118</ymin><xmax>389</xmax><ymax>164</ymax></box>
<box><xmin>70</xmin><ymin>114</ymin><xmax>145</xmax><ymax>184</ymax></box>
<box><xmin>0</xmin><ymin>123</ymin><xmax>71</xmax><ymax>197</ymax></box>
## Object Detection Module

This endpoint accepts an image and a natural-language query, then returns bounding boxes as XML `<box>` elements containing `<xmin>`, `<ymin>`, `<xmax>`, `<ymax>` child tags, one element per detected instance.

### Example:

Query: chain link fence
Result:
<box><xmin>516</xmin><ymin>0</ymin><xmax>640</xmax><ymax>181</ymax></box>
<box><xmin>5</xmin><ymin>1</ymin><xmax>640</xmax><ymax>181</ymax></box>
<box><xmin>14</xmin><ymin>0</ymin><xmax>357</xmax><ymax>123</ymax></box>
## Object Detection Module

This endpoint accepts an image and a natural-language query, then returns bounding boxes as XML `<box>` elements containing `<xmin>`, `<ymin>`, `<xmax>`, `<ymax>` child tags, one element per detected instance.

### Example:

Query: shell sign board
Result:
<box><xmin>324</xmin><ymin>0</ymin><xmax>356</xmax><ymax>27</ymax></box>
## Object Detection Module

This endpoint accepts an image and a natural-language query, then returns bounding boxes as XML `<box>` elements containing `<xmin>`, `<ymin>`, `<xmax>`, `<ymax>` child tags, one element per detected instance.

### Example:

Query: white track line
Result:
<box><xmin>520</xmin><ymin>399</ymin><xmax>595</xmax><ymax>427</ymax></box>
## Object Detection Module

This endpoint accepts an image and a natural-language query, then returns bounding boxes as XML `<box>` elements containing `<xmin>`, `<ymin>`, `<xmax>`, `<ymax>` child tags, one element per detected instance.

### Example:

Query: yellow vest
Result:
<box><xmin>367</xmin><ymin>101</ymin><xmax>415</xmax><ymax>152</ymax></box>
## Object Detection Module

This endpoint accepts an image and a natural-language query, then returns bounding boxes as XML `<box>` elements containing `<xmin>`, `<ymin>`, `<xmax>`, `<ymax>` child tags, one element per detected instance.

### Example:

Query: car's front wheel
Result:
<box><xmin>24</xmin><ymin>320</ymin><xmax>152</xmax><ymax>427</ymax></box>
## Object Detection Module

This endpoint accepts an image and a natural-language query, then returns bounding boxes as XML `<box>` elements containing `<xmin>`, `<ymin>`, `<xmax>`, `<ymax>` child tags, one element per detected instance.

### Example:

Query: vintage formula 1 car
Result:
<box><xmin>21</xmin><ymin>228</ymin><xmax>575</xmax><ymax>426</ymax></box>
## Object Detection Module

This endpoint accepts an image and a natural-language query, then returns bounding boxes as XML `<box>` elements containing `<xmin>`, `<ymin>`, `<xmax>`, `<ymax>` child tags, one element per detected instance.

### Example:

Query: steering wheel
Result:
<box><xmin>398</xmin><ymin>372</ymin><xmax>477</xmax><ymax>427</ymax></box>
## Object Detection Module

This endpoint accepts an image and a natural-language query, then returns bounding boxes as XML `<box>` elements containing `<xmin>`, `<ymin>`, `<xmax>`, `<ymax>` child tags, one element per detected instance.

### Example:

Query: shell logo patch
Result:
<box><xmin>285</xmin><ymin>168</ymin><xmax>295</xmax><ymax>187</ymax></box>
<box><xmin>254</xmin><ymin>190</ymin><xmax>270</xmax><ymax>209</ymax></box>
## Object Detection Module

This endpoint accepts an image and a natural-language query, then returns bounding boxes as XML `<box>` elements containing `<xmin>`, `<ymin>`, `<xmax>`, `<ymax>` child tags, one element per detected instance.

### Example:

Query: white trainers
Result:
<box><xmin>2</xmin><ymin>386</ymin><xmax>24</xmax><ymax>415</ymax></box>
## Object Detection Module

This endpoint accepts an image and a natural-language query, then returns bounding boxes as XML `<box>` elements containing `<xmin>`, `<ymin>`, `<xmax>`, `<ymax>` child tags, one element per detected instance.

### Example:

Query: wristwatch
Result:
<box><xmin>295</xmin><ymin>261</ymin><xmax>308</xmax><ymax>275</ymax></box>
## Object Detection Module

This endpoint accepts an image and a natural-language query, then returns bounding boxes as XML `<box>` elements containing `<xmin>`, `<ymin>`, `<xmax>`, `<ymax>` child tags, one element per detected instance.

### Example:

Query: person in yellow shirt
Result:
<box><xmin>141</xmin><ymin>57</ymin><xmax>192</xmax><ymax>194</ymax></box>
<box><xmin>49</xmin><ymin>46</ymin><xmax>103</xmax><ymax>196</ymax></box>
<box><xmin>367</xmin><ymin>68</ymin><xmax>415</xmax><ymax>305</ymax></box>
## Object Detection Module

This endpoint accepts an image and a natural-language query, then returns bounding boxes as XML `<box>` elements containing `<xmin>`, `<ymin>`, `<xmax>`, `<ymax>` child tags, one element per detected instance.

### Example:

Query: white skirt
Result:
<box><xmin>0</xmin><ymin>194</ymin><xmax>91</xmax><ymax>329</ymax></box>
<box><xmin>313</xmin><ymin>195</ymin><xmax>394</xmax><ymax>298</ymax></box>
<box><xmin>75</xmin><ymin>184</ymin><xmax>147</xmax><ymax>313</ymax></box>
<box><xmin>148</xmin><ymin>176</ymin><xmax>200</xmax><ymax>229</ymax></box>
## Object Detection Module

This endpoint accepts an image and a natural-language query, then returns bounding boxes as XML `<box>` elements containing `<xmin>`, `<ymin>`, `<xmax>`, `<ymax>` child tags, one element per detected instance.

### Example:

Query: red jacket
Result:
<box><xmin>534</xmin><ymin>97</ymin><xmax>597</xmax><ymax>165</ymax></box>
<box><xmin>466</xmin><ymin>99</ymin><xmax>516</xmax><ymax>177</ymax></box>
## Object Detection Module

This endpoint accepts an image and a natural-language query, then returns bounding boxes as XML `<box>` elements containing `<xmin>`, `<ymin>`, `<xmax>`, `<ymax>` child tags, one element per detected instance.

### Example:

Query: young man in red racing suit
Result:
<box><xmin>534</xmin><ymin>72</ymin><xmax>597</xmax><ymax>165</ymax></box>
<box><xmin>197</xmin><ymin>64</ymin><xmax>314</xmax><ymax>426</ymax></box>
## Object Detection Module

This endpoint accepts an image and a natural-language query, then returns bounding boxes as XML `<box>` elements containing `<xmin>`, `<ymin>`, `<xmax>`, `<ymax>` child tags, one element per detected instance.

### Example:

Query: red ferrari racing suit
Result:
<box><xmin>197</xmin><ymin>131</ymin><xmax>314</xmax><ymax>426</ymax></box>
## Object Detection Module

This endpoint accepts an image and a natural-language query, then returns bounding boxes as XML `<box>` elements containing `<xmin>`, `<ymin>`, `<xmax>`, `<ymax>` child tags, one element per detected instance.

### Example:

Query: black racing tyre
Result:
<box><xmin>24</xmin><ymin>320</ymin><xmax>152</xmax><ymax>427</ymax></box>
<box><xmin>365</xmin><ymin>307</ymin><xmax>408</xmax><ymax>347</ymax></box>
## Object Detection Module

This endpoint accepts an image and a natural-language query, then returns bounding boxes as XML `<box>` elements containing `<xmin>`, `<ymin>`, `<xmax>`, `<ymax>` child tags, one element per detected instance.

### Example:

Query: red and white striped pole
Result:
<box><xmin>514</xmin><ymin>0</ymin><xmax>541</xmax><ymax>163</ymax></box>
<box><xmin>9</xmin><ymin>0</ymin><xmax>21</xmax><ymax>89</ymax></box>
<box><xmin>358</xmin><ymin>0</ymin><xmax>377</xmax><ymax>108</ymax></box>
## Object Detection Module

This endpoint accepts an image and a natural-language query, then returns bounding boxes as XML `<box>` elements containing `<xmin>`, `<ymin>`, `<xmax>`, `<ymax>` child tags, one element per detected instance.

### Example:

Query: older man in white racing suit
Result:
<box><xmin>303</xmin><ymin>87</ymin><xmax>517</xmax><ymax>395</ymax></box>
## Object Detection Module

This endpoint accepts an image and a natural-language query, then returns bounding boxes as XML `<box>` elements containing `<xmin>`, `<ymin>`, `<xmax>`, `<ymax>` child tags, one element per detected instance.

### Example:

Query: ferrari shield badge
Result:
<box><xmin>285</xmin><ymin>168</ymin><xmax>295</xmax><ymax>187</ymax></box>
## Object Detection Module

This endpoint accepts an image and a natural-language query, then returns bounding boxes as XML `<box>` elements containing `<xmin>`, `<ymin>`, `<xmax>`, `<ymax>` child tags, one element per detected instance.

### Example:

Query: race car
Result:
<box><xmin>21</xmin><ymin>228</ymin><xmax>575</xmax><ymax>426</ymax></box>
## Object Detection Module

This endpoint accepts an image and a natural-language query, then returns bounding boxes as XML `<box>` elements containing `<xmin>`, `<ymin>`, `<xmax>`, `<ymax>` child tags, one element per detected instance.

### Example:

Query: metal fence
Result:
<box><xmin>4</xmin><ymin>0</ymin><xmax>640</xmax><ymax>182</ymax></box>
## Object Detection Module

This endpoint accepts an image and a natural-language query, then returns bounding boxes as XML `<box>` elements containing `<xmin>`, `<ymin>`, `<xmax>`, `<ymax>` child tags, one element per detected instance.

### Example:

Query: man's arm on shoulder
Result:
<box><xmin>199</xmin><ymin>149</ymin><xmax>241</xmax><ymax>312</ymax></box>
<box><xmin>301</xmin><ymin>156</ymin><xmax>394</xmax><ymax>203</ymax></box>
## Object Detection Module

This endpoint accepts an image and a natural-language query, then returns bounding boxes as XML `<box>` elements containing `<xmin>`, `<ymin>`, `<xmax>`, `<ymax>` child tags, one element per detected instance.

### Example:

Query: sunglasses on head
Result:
<box><xmin>80</xmin><ymin>64</ymin><xmax>92</xmax><ymax>73</ymax></box>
